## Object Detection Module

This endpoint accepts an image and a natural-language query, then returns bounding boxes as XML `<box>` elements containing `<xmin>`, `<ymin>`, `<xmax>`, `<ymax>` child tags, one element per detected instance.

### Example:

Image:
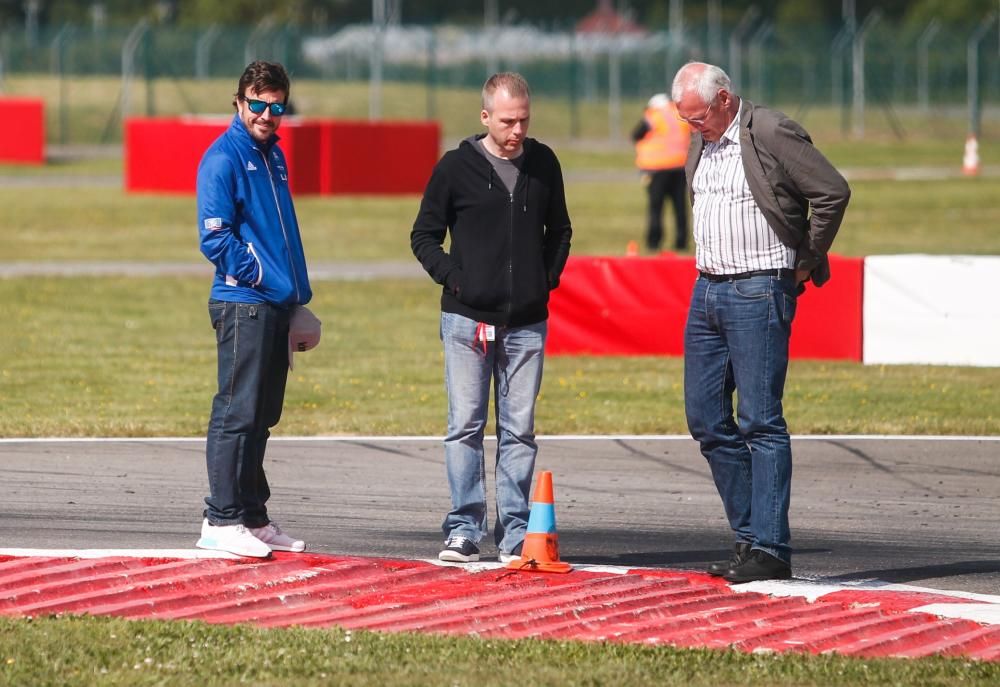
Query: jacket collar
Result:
<box><xmin>228</xmin><ymin>113</ymin><xmax>280</xmax><ymax>153</ymax></box>
<box><xmin>461</xmin><ymin>134</ymin><xmax>533</xmax><ymax>161</ymax></box>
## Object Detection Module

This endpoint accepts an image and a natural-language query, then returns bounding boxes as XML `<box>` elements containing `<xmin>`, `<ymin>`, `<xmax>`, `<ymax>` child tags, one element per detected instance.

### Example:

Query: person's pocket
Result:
<box><xmin>208</xmin><ymin>301</ymin><xmax>227</xmax><ymax>344</ymax></box>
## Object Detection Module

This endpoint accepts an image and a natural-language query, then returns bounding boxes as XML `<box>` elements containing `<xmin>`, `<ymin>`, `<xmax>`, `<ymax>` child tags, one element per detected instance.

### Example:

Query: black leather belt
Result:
<box><xmin>698</xmin><ymin>268</ymin><xmax>795</xmax><ymax>282</ymax></box>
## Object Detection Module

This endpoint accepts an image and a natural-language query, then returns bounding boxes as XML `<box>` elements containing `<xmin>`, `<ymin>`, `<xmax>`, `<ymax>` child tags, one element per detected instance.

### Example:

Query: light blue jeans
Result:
<box><xmin>440</xmin><ymin>311</ymin><xmax>547</xmax><ymax>555</ymax></box>
<box><xmin>684</xmin><ymin>274</ymin><xmax>797</xmax><ymax>564</ymax></box>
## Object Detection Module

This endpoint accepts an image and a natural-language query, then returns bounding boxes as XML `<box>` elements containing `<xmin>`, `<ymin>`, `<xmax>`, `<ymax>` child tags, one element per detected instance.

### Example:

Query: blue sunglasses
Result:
<box><xmin>242</xmin><ymin>97</ymin><xmax>287</xmax><ymax>116</ymax></box>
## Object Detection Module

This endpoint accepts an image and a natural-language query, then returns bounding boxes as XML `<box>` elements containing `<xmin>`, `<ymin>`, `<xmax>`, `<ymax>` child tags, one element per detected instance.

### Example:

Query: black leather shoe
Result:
<box><xmin>723</xmin><ymin>549</ymin><xmax>791</xmax><ymax>583</ymax></box>
<box><xmin>706</xmin><ymin>541</ymin><xmax>752</xmax><ymax>577</ymax></box>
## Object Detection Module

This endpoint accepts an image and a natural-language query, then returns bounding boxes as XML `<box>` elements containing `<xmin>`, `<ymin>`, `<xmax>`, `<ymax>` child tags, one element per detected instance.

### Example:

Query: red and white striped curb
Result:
<box><xmin>1</xmin><ymin>549</ymin><xmax>998</xmax><ymax>660</ymax></box>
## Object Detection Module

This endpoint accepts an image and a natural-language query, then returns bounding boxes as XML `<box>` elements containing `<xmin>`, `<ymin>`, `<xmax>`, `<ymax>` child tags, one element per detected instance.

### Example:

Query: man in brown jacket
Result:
<box><xmin>673</xmin><ymin>62</ymin><xmax>850</xmax><ymax>583</ymax></box>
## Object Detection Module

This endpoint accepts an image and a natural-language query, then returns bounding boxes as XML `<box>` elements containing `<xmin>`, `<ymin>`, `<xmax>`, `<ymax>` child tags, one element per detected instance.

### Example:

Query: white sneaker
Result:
<box><xmin>498</xmin><ymin>543</ymin><xmax>523</xmax><ymax>564</ymax></box>
<box><xmin>196</xmin><ymin>519</ymin><xmax>271</xmax><ymax>558</ymax></box>
<box><xmin>249</xmin><ymin>522</ymin><xmax>306</xmax><ymax>552</ymax></box>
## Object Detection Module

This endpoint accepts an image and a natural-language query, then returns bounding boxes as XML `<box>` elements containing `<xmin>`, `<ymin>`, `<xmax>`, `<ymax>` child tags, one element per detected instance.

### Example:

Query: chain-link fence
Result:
<box><xmin>2</xmin><ymin>18</ymin><xmax>999</xmax><ymax>144</ymax></box>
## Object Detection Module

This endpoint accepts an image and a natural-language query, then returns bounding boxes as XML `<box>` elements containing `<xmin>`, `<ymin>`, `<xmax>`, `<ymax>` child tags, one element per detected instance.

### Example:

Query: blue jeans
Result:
<box><xmin>684</xmin><ymin>274</ymin><xmax>797</xmax><ymax>564</ymax></box>
<box><xmin>204</xmin><ymin>299</ymin><xmax>290</xmax><ymax>527</ymax></box>
<box><xmin>440</xmin><ymin>312</ymin><xmax>547</xmax><ymax>554</ymax></box>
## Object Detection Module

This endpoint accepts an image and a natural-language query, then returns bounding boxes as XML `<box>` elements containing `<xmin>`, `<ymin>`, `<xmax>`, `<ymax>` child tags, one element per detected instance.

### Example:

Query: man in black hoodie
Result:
<box><xmin>411</xmin><ymin>72</ymin><xmax>573</xmax><ymax>564</ymax></box>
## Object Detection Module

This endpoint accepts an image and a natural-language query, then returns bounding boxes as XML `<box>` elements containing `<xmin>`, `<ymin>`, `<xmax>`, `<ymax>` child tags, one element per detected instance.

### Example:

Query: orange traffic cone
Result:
<box><xmin>507</xmin><ymin>470</ymin><xmax>572</xmax><ymax>573</ymax></box>
<box><xmin>963</xmin><ymin>134</ymin><xmax>980</xmax><ymax>176</ymax></box>
<box><xmin>626</xmin><ymin>240</ymin><xmax>639</xmax><ymax>256</ymax></box>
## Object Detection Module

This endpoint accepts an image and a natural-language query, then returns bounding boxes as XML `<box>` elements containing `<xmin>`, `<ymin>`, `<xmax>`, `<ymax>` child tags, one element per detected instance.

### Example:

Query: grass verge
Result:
<box><xmin>2</xmin><ymin>277</ymin><xmax>998</xmax><ymax>437</ymax></box>
<box><xmin>2</xmin><ymin>615</ymin><xmax>998</xmax><ymax>687</ymax></box>
<box><xmin>5</xmin><ymin>175</ymin><xmax>1000</xmax><ymax>263</ymax></box>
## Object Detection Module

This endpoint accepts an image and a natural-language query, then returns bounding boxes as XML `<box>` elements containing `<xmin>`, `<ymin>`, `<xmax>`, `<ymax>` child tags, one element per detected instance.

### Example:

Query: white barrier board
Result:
<box><xmin>864</xmin><ymin>255</ymin><xmax>1000</xmax><ymax>366</ymax></box>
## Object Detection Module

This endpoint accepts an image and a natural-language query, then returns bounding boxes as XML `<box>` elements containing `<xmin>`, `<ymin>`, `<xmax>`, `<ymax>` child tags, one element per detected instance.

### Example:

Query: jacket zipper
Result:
<box><xmin>506</xmin><ymin>190</ymin><xmax>514</xmax><ymax>316</ymax></box>
<box><xmin>258</xmin><ymin>148</ymin><xmax>300</xmax><ymax>303</ymax></box>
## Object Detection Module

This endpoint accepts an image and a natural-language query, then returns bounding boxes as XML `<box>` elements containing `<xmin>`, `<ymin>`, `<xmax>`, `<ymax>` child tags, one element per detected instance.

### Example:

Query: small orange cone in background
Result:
<box><xmin>507</xmin><ymin>470</ymin><xmax>572</xmax><ymax>573</ymax></box>
<box><xmin>626</xmin><ymin>240</ymin><xmax>639</xmax><ymax>256</ymax></box>
<box><xmin>963</xmin><ymin>134</ymin><xmax>980</xmax><ymax>176</ymax></box>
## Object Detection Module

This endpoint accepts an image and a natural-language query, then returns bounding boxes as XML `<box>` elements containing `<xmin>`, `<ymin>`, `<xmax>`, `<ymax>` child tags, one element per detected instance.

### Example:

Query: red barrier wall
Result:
<box><xmin>125</xmin><ymin>116</ymin><xmax>325</xmax><ymax>195</ymax></box>
<box><xmin>2</xmin><ymin>98</ymin><xmax>45</xmax><ymax>164</ymax></box>
<box><xmin>125</xmin><ymin>117</ymin><xmax>226</xmax><ymax>193</ymax></box>
<box><xmin>321</xmin><ymin>120</ymin><xmax>441</xmax><ymax>194</ymax></box>
<box><xmin>547</xmin><ymin>254</ymin><xmax>864</xmax><ymax>361</ymax></box>
<box><xmin>125</xmin><ymin>116</ymin><xmax>439</xmax><ymax>196</ymax></box>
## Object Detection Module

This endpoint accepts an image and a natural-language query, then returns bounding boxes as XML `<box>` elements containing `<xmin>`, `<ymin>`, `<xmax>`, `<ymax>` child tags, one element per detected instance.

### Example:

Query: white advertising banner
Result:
<box><xmin>864</xmin><ymin>255</ymin><xmax>1000</xmax><ymax>367</ymax></box>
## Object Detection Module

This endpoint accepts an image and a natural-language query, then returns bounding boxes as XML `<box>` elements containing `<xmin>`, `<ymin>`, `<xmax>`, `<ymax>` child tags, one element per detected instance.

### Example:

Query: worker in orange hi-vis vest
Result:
<box><xmin>632</xmin><ymin>93</ymin><xmax>691</xmax><ymax>252</ymax></box>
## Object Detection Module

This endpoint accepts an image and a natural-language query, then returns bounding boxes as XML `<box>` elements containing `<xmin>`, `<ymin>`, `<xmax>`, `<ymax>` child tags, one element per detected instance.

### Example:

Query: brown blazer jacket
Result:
<box><xmin>684</xmin><ymin>99</ymin><xmax>850</xmax><ymax>286</ymax></box>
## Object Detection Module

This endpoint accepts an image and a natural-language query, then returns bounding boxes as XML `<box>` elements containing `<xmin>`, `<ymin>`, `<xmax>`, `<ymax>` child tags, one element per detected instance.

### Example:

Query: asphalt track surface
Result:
<box><xmin>2</xmin><ymin>436</ymin><xmax>998</xmax><ymax>596</ymax></box>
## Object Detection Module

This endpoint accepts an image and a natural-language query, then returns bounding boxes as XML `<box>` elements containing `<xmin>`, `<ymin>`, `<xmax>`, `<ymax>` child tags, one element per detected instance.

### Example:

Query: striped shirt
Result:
<box><xmin>691</xmin><ymin>105</ymin><xmax>796</xmax><ymax>274</ymax></box>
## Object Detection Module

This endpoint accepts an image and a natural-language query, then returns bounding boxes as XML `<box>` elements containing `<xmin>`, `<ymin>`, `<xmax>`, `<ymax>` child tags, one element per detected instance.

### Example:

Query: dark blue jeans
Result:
<box><xmin>684</xmin><ymin>274</ymin><xmax>797</xmax><ymax>564</ymax></box>
<box><xmin>204</xmin><ymin>300</ymin><xmax>290</xmax><ymax>527</ymax></box>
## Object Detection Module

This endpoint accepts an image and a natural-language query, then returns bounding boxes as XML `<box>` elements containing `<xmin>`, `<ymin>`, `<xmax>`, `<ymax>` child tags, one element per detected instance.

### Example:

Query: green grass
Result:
<box><xmin>1</xmin><ymin>615</ymin><xmax>997</xmax><ymax>687</ymax></box>
<box><xmin>6</xmin><ymin>174</ymin><xmax>1000</xmax><ymax>263</ymax></box>
<box><xmin>2</xmin><ymin>277</ymin><xmax>998</xmax><ymax>438</ymax></box>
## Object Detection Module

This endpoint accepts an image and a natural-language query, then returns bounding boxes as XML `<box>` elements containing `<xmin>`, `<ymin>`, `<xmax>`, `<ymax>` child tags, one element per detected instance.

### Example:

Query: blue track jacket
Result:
<box><xmin>197</xmin><ymin>114</ymin><xmax>311</xmax><ymax>307</ymax></box>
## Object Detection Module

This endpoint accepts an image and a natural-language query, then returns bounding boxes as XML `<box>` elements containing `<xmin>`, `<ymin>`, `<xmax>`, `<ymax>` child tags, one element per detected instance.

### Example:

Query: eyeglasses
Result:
<box><xmin>241</xmin><ymin>97</ymin><xmax>287</xmax><ymax>117</ymax></box>
<box><xmin>677</xmin><ymin>99</ymin><xmax>715</xmax><ymax>126</ymax></box>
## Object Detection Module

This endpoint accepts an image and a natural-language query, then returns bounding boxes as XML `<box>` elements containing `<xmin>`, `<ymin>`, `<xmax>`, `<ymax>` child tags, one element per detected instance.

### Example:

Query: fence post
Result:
<box><xmin>245</xmin><ymin>17</ymin><xmax>276</xmax><ymax>65</ymax></box>
<box><xmin>370</xmin><ymin>0</ymin><xmax>386</xmax><ymax>120</ymax></box>
<box><xmin>608</xmin><ymin>33</ymin><xmax>622</xmax><ymax>142</ymax></box>
<box><xmin>968</xmin><ymin>12</ymin><xmax>997</xmax><ymax>138</ymax></box>
<box><xmin>728</xmin><ymin>6</ymin><xmax>759</xmax><ymax>92</ymax></box>
<box><xmin>830</xmin><ymin>26</ymin><xmax>851</xmax><ymax>134</ymax></box>
<box><xmin>666</xmin><ymin>0</ymin><xmax>684</xmax><ymax>79</ymax></box>
<box><xmin>484</xmin><ymin>0</ymin><xmax>499</xmax><ymax>77</ymax></box>
<box><xmin>851</xmin><ymin>9</ymin><xmax>881</xmax><ymax>139</ymax></box>
<box><xmin>707</xmin><ymin>0</ymin><xmax>723</xmax><ymax>65</ymax></box>
<box><xmin>50</xmin><ymin>25</ymin><xmax>72</xmax><ymax>144</ymax></box>
<box><xmin>748</xmin><ymin>21</ymin><xmax>773</xmax><ymax>101</ymax></box>
<box><xmin>917</xmin><ymin>19</ymin><xmax>941</xmax><ymax>113</ymax></box>
<box><xmin>195</xmin><ymin>24</ymin><xmax>220</xmax><ymax>80</ymax></box>
<box><xmin>425</xmin><ymin>27</ymin><xmax>437</xmax><ymax>120</ymax></box>
<box><xmin>120</xmin><ymin>19</ymin><xmax>151</xmax><ymax>127</ymax></box>
<box><xmin>569</xmin><ymin>31</ymin><xmax>580</xmax><ymax>139</ymax></box>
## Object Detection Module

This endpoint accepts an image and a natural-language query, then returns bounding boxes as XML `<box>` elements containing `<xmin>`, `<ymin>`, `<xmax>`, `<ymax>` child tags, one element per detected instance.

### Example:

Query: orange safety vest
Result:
<box><xmin>635</xmin><ymin>103</ymin><xmax>690</xmax><ymax>171</ymax></box>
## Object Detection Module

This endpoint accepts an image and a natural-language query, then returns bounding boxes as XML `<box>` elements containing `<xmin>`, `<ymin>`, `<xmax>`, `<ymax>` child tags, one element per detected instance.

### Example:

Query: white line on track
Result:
<box><xmin>2</xmin><ymin>434</ymin><xmax>999</xmax><ymax>444</ymax></box>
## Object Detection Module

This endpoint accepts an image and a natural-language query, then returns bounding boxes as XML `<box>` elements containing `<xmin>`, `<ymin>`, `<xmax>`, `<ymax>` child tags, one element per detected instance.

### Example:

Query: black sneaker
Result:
<box><xmin>707</xmin><ymin>541</ymin><xmax>752</xmax><ymax>576</ymax></box>
<box><xmin>438</xmin><ymin>536</ymin><xmax>480</xmax><ymax>563</ymax></box>
<box><xmin>723</xmin><ymin>549</ymin><xmax>792</xmax><ymax>583</ymax></box>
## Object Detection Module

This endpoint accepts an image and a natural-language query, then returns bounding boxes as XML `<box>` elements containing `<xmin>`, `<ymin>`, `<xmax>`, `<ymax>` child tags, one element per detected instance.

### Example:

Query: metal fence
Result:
<box><xmin>2</xmin><ymin>17</ymin><xmax>999</xmax><ymax>143</ymax></box>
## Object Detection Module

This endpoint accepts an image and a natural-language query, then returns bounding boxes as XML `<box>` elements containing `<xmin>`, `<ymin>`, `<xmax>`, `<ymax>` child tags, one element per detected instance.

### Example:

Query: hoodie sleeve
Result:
<box><xmin>197</xmin><ymin>151</ymin><xmax>261</xmax><ymax>286</ymax></box>
<box><xmin>410</xmin><ymin>154</ymin><xmax>461</xmax><ymax>293</ymax></box>
<box><xmin>542</xmin><ymin>151</ymin><xmax>573</xmax><ymax>289</ymax></box>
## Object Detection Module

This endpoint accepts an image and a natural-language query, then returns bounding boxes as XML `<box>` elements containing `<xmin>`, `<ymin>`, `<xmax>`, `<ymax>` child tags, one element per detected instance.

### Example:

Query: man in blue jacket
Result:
<box><xmin>195</xmin><ymin>61</ymin><xmax>319</xmax><ymax>558</ymax></box>
<box><xmin>411</xmin><ymin>72</ymin><xmax>573</xmax><ymax>564</ymax></box>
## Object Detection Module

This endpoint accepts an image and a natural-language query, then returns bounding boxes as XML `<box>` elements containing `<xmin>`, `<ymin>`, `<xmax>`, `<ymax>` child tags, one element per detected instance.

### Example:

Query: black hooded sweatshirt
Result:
<box><xmin>411</xmin><ymin>135</ymin><xmax>573</xmax><ymax>327</ymax></box>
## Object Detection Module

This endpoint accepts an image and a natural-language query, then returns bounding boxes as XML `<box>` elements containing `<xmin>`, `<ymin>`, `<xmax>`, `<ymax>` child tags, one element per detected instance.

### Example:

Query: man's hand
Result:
<box><xmin>795</xmin><ymin>269</ymin><xmax>810</xmax><ymax>285</ymax></box>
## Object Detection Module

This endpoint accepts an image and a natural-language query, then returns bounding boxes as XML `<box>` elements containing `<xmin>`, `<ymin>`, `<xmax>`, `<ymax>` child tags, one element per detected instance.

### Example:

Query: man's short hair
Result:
<box><xmin>482</xmin><ymin>72</ymin><xmax>531</xmax><ymax>112</ymax></box>
<box><xmin>233</xmin><ymin>61</ymin><xmax>291</xmax><ymax>110</ymax></box>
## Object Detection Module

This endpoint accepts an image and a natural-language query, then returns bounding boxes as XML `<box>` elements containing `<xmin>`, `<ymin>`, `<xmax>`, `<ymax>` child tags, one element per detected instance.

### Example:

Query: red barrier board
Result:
<box><xmin>125</xmin><ymin>116</ymin><xmax>226</xmax><ymax>193</ymax></box>
<box><xmin>547</xmin><ymin>254</ymin><xmax>864</xmax><ymax>361</ymax></box>
<box><xmin>322</xmin><ymin>120</ymin><xmax>440</xmax><ymax>195</ymax></box>
<box><xmin>125</xmin><ymin>116</ymin><xmax>324</xmax><ymax>195</ymax></box>
<box><xmin>2</xmin><ymin>98</ymin><xmax>45</xmax><ymax>163</ymax></box>
<box><xmin>125</xmin><ymin>116</ymin><xmax>439</xmax><ymax>196</ymax></box>
<box><xmin>790</xmin><ymin>255</ymin><xmax>864</xmax><ymax>361</ymax></box>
